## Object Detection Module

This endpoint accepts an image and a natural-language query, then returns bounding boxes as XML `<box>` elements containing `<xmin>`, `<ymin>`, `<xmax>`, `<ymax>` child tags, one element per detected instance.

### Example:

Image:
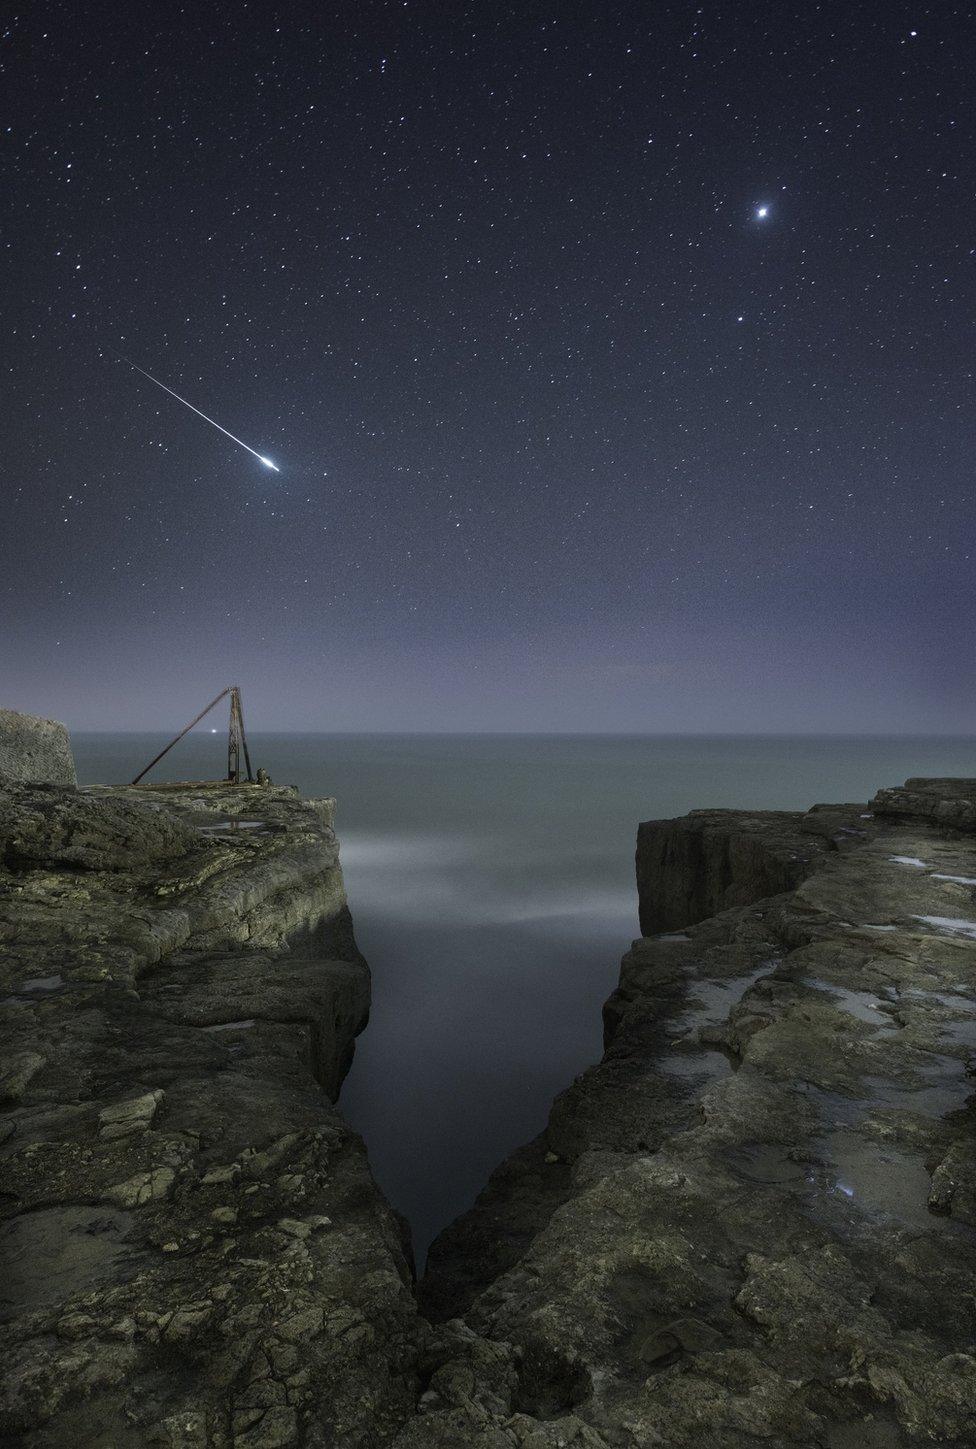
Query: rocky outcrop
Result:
<box><xmin>872</xmin><ymin>776</ymin><xmax>976</xmax><ymax>832</ymax></box>
<box><xmin>633</xmin><ymin>803</ymin><xmax>868</xmax><ymax>935</ymax></box>
<box><xmin>418</xmin><ymin>787</ymin><xmax>976</xmax><ymax>1447</ymax></box>
<box><xmin>0</xmin><ymin>779</ymin><xmax>423</xmax><ymax>1445</ymax></box>
<box><xmin>0</xmin><ymin>709</ymin><xmax>76</xmax><ymax>786</ymax></box>
<box><xmin>4</xmin><ymin>767</ymin><xmax>976</xmax><ymax>1448</ymax></box>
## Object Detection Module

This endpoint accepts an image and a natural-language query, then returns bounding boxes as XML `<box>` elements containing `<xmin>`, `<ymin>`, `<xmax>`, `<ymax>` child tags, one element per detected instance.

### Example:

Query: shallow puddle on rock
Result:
<box><xmin>863</xmin><ymin>1059</ymin><xmax>975</xmax><ymax>1118</ymax></box>
<box><xmin>934</xmin><ymin>1018</ymin><xmax>976</xmax><ymax>1049</ymax></box>
<box><xmin>20</xmin><ymin>975</ymin><xmax>65</xmax><ymax>993</ymax></box>
<box><xmin>898</xmin><ymin>987</ymin><xmax>976</xmax><ymax>1053</ymax></box>
<box><xmin>683</xmin><ymin>966</ymin><xmax>775</xmax><ymax>1028</ymax></box>
<box><xmin>726</xmin><ymin>1133</ymin><xmax>972</xmax><ymax>1240</ymax></box>
<box><xmin>659</xmin><ymin>1047</ymin><xmax>734</xmax><ymax>1084</ymax></box>
<box><xmin>723</xmin><ymin>1142</ymin><xmax>810</xmax><ymax>1187</ymax></box>
<box><xmin>904</xmin><ymin>986</ymin><xmax>974</xmax><ymax>1010</ymax></box>
<box><xmin>802</xmin><ymin>978</ymin><xmax>900</xmax><ymax>1031</ymax></box>
<box><xmin>913</xmin><ymin>915</ymin><xmax>976</xmax><ymax>940</ymax></box>
<box><xmin>804</xmin><ymin>1053</ymin><xmax>974</xmax><ymax>1138</ymax></box>
<box><xmin>0</xmin><ymin>1206</ymin><xmax>139</xmax><ymax>1316</ymax></box>
<box><xmin>802</xmin><ymin>1083</ymin><xmax>865</xmax><ymax>1129</ymax></box>
<box><xmin>808</xmin><ymin>1132</ymin><xmax>942</xmax><ymax>1232</ymax></box>
<box><xmin>659</xmin><ymin>968</ymin><xmax>778</xmax><ymax>1083</ymax></box>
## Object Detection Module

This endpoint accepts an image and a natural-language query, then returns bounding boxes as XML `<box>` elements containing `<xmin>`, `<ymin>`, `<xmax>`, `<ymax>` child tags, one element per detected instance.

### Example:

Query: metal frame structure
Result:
<box><xmin>131</xmin><ymin>686</ymin><xmax>254</xmax><ymax>786</ymax></box>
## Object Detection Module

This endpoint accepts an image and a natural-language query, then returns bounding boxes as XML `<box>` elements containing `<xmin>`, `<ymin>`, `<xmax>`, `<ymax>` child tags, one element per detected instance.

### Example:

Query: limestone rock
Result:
<box><xmin>0</xmin><ymin>708</ymin><xmax>76</xmax><ymax>786</ymax></box>
<box><xmin>0</xmin><ymin>775</ymin><xmax>419</xmax><ymax>1446</ymax></box>
<box><xmin>0</xmin><ymin>1051</ymin><xmax>46</xmax><ymax>1103</ymax></box>
<box><xmin>0</xmin><ymin>782</ymin><xmax>201</xmax><ymax>872</ymax></box>
<box><xmin>4</xmin><ymin>769</ymin><xmax>976</xmax><ymax>1447</ymax></box>
<box><xmin>634</xmin><ymin>806</ymin><xmax>839</xmax><ymax>935</ymax></box>
<box><xmin>421</xmin><ymin>779</ymin><xmax>976</xmax><ymax>1448</ymax></box>
<box><xmin>105</xmin><ymin>1166</ymin><xmax>176</xmax><ymax>1207</ymax></box>
<box><xmin>98</xmin><ymin>1090</ymin><xmax>164</xmax><ymax>1140</ymax></box>
<box><xmin>872</xmin><ymin>776</ymin><xmax>976</xmax><ymax>831</ymax></box>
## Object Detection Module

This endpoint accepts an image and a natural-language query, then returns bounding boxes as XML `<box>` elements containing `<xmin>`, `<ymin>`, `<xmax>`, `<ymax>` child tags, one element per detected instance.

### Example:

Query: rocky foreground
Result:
<box><xmin>0</xmin><ymin>778</ymin><xmax>419</xmax><ymax>1446</ymax></box>
<box><xmin>2</xmin><ymin>763</ymin><xmax>975</xmax><ymax>1447</ymax></box>
<box><xmin>419</xmin><ymin>784</ymin><xmax>976</xmax><ymax>1448</ymax></box>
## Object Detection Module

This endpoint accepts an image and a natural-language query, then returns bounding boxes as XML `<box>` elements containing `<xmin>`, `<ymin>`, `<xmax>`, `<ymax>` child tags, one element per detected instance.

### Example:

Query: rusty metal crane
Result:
<box><xmin>130</xmin><ymin>686</ymin><xmax>254</xmax><ymax>786</ymax></box>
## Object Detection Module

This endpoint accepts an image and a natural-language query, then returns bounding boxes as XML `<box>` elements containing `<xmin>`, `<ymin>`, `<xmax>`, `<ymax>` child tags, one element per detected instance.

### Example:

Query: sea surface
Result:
<box><xmin>73</xmin><ymin>732</ymin><xmax>976</xmax><ymax>1262</ymax></box>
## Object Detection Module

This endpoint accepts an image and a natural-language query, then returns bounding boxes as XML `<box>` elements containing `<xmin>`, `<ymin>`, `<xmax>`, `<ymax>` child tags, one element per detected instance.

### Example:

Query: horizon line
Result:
<box><xmin>67</xmin><ymin>728</ymin><xmax>976</xmax><ymax>740</ymax></box>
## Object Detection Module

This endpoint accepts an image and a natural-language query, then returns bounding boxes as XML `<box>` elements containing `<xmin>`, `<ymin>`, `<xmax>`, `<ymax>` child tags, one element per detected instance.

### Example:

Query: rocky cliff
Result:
<box><xmin>633</xmin><ymin>803</ymin><xmax>861</xmax><ymax>935</ymax></box>
<box><xmin>417</xmin><ymin>785</ymin><xmax>976</xmax><ymax>1447</ymax></box>
<box><xmin>0</xmin><ymin>778</ymin><xmax>422</xmax><ymax>1446</ymax></box>
<box><xmin>3</xmin><ymin>767</ymin><xmax>976</xmax><ymax>1448</ymax></box>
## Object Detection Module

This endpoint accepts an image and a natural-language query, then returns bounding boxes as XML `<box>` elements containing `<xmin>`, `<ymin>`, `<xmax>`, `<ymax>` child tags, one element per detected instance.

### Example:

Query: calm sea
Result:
<box><xmin>73</xmin><ymin>733</ymin><xmax>976</xmax><ymax>1261</ymax></box>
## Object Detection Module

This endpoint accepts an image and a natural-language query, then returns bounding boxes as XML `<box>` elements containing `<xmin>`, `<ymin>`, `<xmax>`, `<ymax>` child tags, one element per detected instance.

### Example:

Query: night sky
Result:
<box><xmin>3</xmin><ymin>3</ymin><xmax>974</xmax><ymax>732</ymax></box>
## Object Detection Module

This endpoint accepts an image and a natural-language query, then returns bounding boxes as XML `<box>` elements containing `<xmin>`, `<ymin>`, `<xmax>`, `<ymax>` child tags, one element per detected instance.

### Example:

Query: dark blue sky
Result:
<box><xmin>3</xmin><ymin>3</ymin><xmax>974</xmax><ymax>731</ymax></box>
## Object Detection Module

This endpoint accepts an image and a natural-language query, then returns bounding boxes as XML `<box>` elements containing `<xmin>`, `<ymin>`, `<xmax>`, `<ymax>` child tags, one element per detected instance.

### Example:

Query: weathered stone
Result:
<box><xmin>277</xmin><ymin>1306</ymin><xmax>325</xmax><ymax>1342</ymax></box>
<box><xmin>0</xmin><ymin>708</ymin><xmax>76</xmax><ymax>786</ymax></box>
<box><xmin>419</xmin><ymin>779</ymin><xmax>976</xmax><ymax>1448</ymax></box>
<box><xmin>4</xmin><ymin>769</ymin><xmax>975</xmax><ymax>1447</ymax></box>
<box><xmin>276</xmin><ymin>1217</ymin><xmax>311</xmax><ymax>1239</ymax></box>
<box><xmin>98</xmin><ymin>1090</ymin><xmax>164</xmax><ymax>1140</ymax></box>
<box><xmin>231</xmin><ymin>1406</ymin><xmax>298</xmax><ymax>1447</ymax></box>
<box><xmin>634</xmin><ymin>806</ymin><xmax>842</xmax><ymax>935</ymax></box>
<box><xmin>0</xmin><ymin>781</ymin><xmax>200</xmax><ymax>873</ymax></box>
<box><xmin>105</xmin><ymin>1166</ymin><xmax>176</xmax><ymax>1207</ymax></box>
<box><xmin>872</xmin><ymin>776</ymin><xmax>976</xmax><ymax>831</ymax></box>
<box><xmin>0</xmin><ymin>1051</ymin><xmax>46</xmax><ymax>1103</ymax></box>
<box><xmin>0</xmin><ymin>776</ymin><xmax>418</xmax><ymax>1446</ymax></box>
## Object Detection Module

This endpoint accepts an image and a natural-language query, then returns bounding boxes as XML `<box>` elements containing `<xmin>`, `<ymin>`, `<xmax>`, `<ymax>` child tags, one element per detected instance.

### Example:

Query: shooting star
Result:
<box><xmin>119</xmin><ymin>357</ymin><xmax>280</xmax><ymax>471</ymax></box>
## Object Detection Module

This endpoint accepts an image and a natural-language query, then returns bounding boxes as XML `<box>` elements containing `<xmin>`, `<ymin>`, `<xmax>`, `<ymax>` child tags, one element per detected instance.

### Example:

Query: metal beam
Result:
<box><xmin>130</xmin><ymin>688</ymin><xmax>232</xmax><ymax>785</ymax></box>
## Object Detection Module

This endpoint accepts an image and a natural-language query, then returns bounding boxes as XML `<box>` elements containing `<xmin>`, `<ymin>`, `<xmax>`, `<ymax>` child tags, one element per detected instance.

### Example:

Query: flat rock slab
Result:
<box><xmin>873</xmin><ymin>777</ymin><xmax>976</xmax><ymax>831</ymax></box>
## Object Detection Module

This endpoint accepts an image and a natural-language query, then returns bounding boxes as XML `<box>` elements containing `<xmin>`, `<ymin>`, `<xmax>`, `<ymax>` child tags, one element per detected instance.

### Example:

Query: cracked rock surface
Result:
<box><xmin>0</xmin><ymin>780</ymin><xmax>420</xmax><ymax>1446</ymax></box>
<box><xmin>2</xmin><ymin>774</ymin><xmax>975</xmax><ymax>1447</ymax></box>
<box><xmin>416</xmin><ymin>783</ymin><xmax>976</xmax><ymax>1448</ymax></box>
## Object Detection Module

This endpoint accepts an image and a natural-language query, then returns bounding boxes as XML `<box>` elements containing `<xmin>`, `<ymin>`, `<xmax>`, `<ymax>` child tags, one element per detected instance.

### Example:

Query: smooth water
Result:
<box><xmin>73</xmin><ymin>732</ymin><xmax>976</xmax><ymax>1261</ymax></box>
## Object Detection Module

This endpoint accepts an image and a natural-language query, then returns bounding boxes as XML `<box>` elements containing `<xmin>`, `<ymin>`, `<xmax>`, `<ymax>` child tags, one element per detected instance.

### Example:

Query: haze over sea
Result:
<box><xmin>74</xmin><ymin>732</ymin><xmax>976</xmax><ymax>1262</ymax></box>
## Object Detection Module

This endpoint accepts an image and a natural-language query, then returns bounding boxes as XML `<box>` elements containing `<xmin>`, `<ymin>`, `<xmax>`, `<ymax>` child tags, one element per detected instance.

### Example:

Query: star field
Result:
<box><xmin>2</xmin><ymin>3</ymin><xmax>974</xmax><ymax>731</ymax></box>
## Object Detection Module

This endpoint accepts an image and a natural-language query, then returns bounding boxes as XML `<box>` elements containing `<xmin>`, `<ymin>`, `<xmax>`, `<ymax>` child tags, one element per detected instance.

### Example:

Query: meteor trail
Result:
<box><xmin>119</xmin><ymin>357</ymin><xmax>280</xmax><ymax>470</ymax></box>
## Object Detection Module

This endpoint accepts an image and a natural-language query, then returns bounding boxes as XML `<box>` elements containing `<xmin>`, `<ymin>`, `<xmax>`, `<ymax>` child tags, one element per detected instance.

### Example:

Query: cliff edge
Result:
<box><xmin>3</xmin><ymin>761</ymin><xmax>976</xmax><ymax>1448</ymax></box>
<box><xmin>417</xmin><ymin>784</ymin><xmax>976</xmax><ymax>1447</ymax></box>
<box><xmin>0</xmin><ymin>777</ymin><xmax>422</xmax><ymax>1446</ymax></box>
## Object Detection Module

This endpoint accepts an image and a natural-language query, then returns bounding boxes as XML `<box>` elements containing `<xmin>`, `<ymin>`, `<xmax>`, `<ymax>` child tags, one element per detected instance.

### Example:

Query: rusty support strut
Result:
<box><xmin>227</xmin><ymin>686</ymin><xmax>254</xmax><ymax>787</ymax></box>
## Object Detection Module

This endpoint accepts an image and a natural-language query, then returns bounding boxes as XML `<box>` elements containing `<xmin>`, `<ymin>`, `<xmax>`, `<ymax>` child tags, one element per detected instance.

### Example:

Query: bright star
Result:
<box><xmin>756</xmin><ymin>205</ymin><xmax>769</xmax><ymax>219</ymax></box>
